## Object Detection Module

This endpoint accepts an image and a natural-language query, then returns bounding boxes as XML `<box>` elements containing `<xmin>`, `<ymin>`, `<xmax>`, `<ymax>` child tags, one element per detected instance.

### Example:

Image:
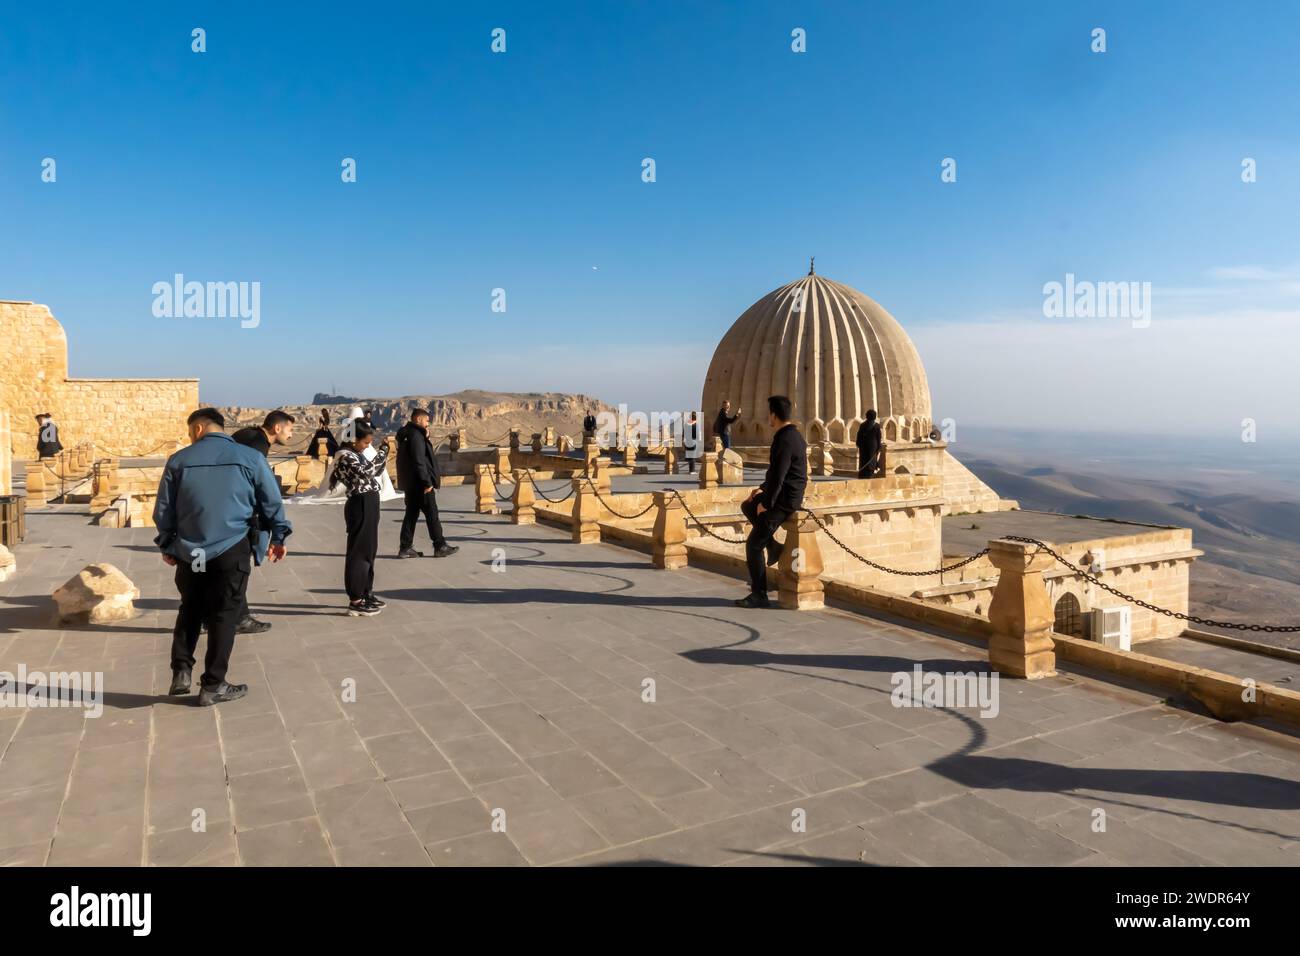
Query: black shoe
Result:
<box><xmin>236</xmin><ymin>615</ymin><xmax>272</xmax><ymax>634</ymax></box>
<box><xmin>169</xmin><ymin>668</ymin><xmax>192</xmax><ymax>696</ymax></box>
<box><xmin>766</xmin><ymin>544</ymin><xmax>782</xmax><ymax>566</ymax></box>
<box><xmin>197</xmin><ymin>681</ymin><xmax>248</xmax><ymax>707</ymax></box>
<box><xmin>348</xmin><ymin>600</ymin><xmax>381</xmax><ymax>617</ymax></box>
<box><xmin>397</xmin><ymin>548</ymin><xmax>424</xmax><ymax>559</ymax></box>
<box><xmin>364</xmin><ymin>594</ymin><xmax>387</xmax><ymax>609</ymax></box>
<box><xmin>734</xmin><ymin>592</ymin><xmax>772</xmax><ymax>609</ymax></box>
<box><xmin>433</xmin><ymin>545</ymin><xmax>459</xmax><ymax>558</ymax></box>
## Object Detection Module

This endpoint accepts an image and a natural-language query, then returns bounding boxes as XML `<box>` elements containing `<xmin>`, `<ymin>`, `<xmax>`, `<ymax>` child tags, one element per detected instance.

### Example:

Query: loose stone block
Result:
<box><xmin>53</xmin><ymin>562</ymin><xmax>139</xmax><ymax>624</ymax></box>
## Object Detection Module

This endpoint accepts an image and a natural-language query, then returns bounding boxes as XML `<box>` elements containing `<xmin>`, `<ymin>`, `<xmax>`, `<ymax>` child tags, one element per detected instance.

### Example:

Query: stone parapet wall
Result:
<box><xmin>1</xmin><ymin>301</ymin><xmax>198</xmax><ymax>460</ymax></box>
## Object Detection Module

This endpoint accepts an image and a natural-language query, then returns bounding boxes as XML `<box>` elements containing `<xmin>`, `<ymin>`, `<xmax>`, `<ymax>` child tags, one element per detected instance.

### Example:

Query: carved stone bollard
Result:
<box><xmin>987</xmin><ymin>539</ymin><xmax>1057</xmax><ymax>679</ymax></box>
<box><xmin>475</xmin><ymin>465</ymin><xmax>498</xmax><ymax>515</ymax></box>
<box><xmin>571</xmin><ymin>477</ymin><xmax>600</xmax><ymax>544</ymax></box>
<box><xmin>509</xmin><ymin>429</ymin><xmax>521</xmax><ymax>451</ymax></box>
<box><xmin>582</xmin><ymin>438</ymin><xmax>599</xmax><ymax>476</ymax></box>
<box><xmin>812</xmin><ymin>442</ymin><xmax>835</xmax><ymax>476</ymax></box>
<box><xmin>511</xmin><ymin>469</ymin><xmax>536</xmax><ymax>525</ymax></box>
<box><xmin>778</xmin><ymin>514</ymin><xmax>824</xmax><ymax>610</ymax></box>
<box><xmin>557</xmin><ymin>434</ymin><xmax>573</xmax><ymax>454</ymax></box>
<box><xmin>663</xmin><ymin>445</ymin><xmax>677</xmax><ymax>474</ymax></box>
<box><xmin>293</xmin><ymin>455</ymin><xmax>316</xmax><ymax>494</ymax></box>
<box><xmin>531</xmin><ymin>433</ymin><xmax>543</xmax><ymax>454</ymax></box>
<box><xmin>543</xmin><ymin>426</ymin><xmax>556</xmax><ymax>447</ymax></box>
<box><xmin>494</xmin><ymin>447</ymin><xmax>511</xmax><ymax>480</ymax></box>
<box><xmin>652</xmin><ymin>492</ymin><xmax>687</xmax><ymax>569</ymax></box>
<box><xmin>622</xmin><ymin>441</ymin><xmax>637</xmax><ymax>468</ymax></box>
<box><xmin>698</xmin><ymin>452</ymin><xmax>719</xmax><ymax>490</ymax></box>
<box><xmin>25</xmin><ymin>466</ymin><xmax>48</xmax><ymax>508</ymax></box>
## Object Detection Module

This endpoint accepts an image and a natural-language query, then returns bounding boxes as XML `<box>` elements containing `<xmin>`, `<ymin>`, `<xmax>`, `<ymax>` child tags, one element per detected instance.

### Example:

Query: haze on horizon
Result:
<box><xmin>2</xmin><ymin>1</ymin><xmax>1297</xmax><ymax>445</ymax></box>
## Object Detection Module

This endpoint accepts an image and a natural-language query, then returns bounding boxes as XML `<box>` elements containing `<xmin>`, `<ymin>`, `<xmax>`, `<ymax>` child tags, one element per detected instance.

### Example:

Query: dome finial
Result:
<box><xmin>809</xmin><ymin>256</ymin><xmax>815</xmax><ymax>276</ymax></box>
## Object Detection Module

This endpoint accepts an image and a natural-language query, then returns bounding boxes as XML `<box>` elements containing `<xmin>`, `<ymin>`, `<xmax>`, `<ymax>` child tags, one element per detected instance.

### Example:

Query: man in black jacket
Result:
<box><xmin>396</xmin><ymin>408</ymin><xmax>458</xmax><ymax>558</ymax></box>
<box><xmin>713</xmin><ymin>401</ymin><xmax>741</xmax><ymax>450</ymax></box>
<box><xmin>736</xmin><ymin>395</ymin><xmax>807</xmax><ymax>609</ymax></box>
<box><xmin>35</xmin><ymin>414</ymin><xmax>63</xmax><ymax>458</ymax></box>
<box><xmin>855</xmin><ymin>409</ymin><xmax>882</xmax><ymax>478</ymax></box>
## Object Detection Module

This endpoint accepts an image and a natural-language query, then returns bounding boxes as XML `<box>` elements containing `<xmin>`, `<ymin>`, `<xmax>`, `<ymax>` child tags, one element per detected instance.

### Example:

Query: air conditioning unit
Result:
<box><xmin>1090</xmin><ymin>605</ymin><xmax>1132</xmax><ymax>651</ymax></box>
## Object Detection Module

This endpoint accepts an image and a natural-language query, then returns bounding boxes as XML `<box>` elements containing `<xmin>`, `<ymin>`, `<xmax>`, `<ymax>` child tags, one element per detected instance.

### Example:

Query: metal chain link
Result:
<box><xmin>526</xmin><ymin>470</ymin><xmax>576</xmax><ymax>503</ymax></box>
<box><xmin>800</xmin><ymin>508</ymin><xmax>992</xmax><ymax>576</ymax></box>
<box><xmin>583</xmin><ymin>478</ymin><xmax>658</xmax><ymax>520</ymax></box>
<box><xmin>669</xmin><ymin>490</ymin><xmax>748</xmax><ymax>544</ymax></box>
<box><xmin>1001</xmin><ymin>535</ymin><xmax>1300</xmax><ymax>633</ymax></box>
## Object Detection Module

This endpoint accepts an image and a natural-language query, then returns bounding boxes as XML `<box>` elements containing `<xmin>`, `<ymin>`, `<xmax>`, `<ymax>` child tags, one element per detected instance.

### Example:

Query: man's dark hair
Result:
<box><xmin>865</xmin><ymin>409</ymin><xmax>878</xmax><ymax>422</ymax></box>
<box><xmin>187</xmin><ymin>407</ymin><xmax>226</xmax><ymax>428</ymax></box>
<box><xmin>411</xmin><ymin>408</ymin><xmax>430</xmax><ymax>421</ymax></box>
<box><xmin>263</xmin><ymin>410</ymin><xmax>295</xmax><ymax>430</ymax></box>
<box><xmin>768</xmin><ymin>395</ymin><xmax>792</xmax><ymax>422</ymax></box>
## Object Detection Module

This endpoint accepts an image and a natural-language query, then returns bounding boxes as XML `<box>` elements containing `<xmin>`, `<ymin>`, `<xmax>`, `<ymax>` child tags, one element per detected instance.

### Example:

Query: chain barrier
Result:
<box><xmin>1001</xmin><ymin>535</ymin><xmax>1299</xmax><ymax>634</ymax></box>
<box><xmin>525</xmin><ymin>470</ymin><xmax>576</xmax><ymax>503</ymax></box>
<box><xmin>582</xmin><ymin>478</ymin><xmax>658</xmax><ymax>520</ymax></box>
<box><xmin>669</xmin><ymin>490</ymin><xmax>748</xmax><ymax>544</ymax></box>
<box><xmin>800</xmin><ymin>508</ymin><xmax>992</xmax><ymax>576</ymax></box>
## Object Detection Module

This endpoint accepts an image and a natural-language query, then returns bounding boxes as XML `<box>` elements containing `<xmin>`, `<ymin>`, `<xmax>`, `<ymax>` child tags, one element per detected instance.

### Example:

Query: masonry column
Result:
<box><xmin>778</xmin><ymin>513</ymin><xmax>824</xmax><ymax>610</ymax></box>
<box><xmin>571</xmin><ymin>477</ymin><xmax>600</xmax><ymax>544</ymax></box>
<box><xmin>698</xmin><ymin>451</ymin><xmax>718</xmax><ymax>490</ymax></box>
<box><xmin>511</xmin><ymin>469</ymin><xmax>535</xmax><ymax>525</ymax></box>
<box><xmin>651</xmin><ymin>491</ymin><xmax>687</xmax><ymax>569</ymax></box>
<box><xmin>475</xmin><ymin>464</ymin><xmax>498</xmax><ymax>515</ymax></box>
<box><xmin>987</xmin><ymin>538</ymin><xmax>1058</xmax><ymax>679</ymax></box>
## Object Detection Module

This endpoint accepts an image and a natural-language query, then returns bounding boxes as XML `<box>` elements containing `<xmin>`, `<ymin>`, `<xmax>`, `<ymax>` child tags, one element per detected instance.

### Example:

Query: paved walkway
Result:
<box><xmin>1</xmin><ymin>487</ymin><xmax>1297</xmax><ymax>866</ymax></box>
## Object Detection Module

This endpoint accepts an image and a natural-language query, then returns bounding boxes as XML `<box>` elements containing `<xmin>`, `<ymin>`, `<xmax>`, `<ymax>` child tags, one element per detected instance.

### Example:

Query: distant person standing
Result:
<box><xmin>713</xmin><ymin>401</ymin><xmax>741</xmax><ymax>451</ymax></box>
<box><xmin>735</xmin><ymin>396</ymin><xmax>807</xmax><ymax>609</ymax></box>
<box><xmin>395</xmin><ymin>408</ymin><xmax>459</xmax><ymax>559</ymax></box>
<box><xmin>308</xmin><ymin>410</ymin><xmax>339</xmax><ymax>460</ymax></box>
<box><xmin>856</xmin><ymin>409</ymin><xmax>883</xmax><ymax>478</ymax></box>
<box><xmin>684</xmin><ymin>411</ymin><xmax>700</xmax><ymax>474</ymax></box>
<box><xmin>330</xmin><ymin>420</ymin><xmax>390</xmax><ymax>616</ymax></box>
<box><xmin>154</xmin><ymin>408</ymin><xmax>291</xmax><ymax>706</ymax></box>
<box><xmin>229</xmin><ymin>410</ymin><xmax>296</xmax><ymax>634</ymax></box>
<box><xmin>582</xmin><ymin>413</ymin><xmax>598</xmax><ymax>439</ymax></box>
<box><xmin>35</xmin><ymin>413</ymin><xmax>63</xmax><ymax>458</ymax></box>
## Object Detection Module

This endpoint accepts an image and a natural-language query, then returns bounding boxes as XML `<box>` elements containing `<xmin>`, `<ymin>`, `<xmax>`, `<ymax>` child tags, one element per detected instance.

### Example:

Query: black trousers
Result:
<box><xmin>741</xmin><ymin>497</ymin><xmax>790</xmax><ymax>595</ymax></box>
<box><xmin>171</xmin><ymin>538</ymin><xmax>251</xmax><ymax>688</ymax></box>
<box><xmin>345</xmin><ymin>491</ymin><xmax>381</xmax><ymax>601</ymax></box>
<box><xmin>399</xmin><ymin>486</ymin><xmax>445</xmax><ymax>551</ymax></box>
<box><xmin>857</xmin><ymin>452</ymin><xmax>881</xmax><ymax>479</ymax></box>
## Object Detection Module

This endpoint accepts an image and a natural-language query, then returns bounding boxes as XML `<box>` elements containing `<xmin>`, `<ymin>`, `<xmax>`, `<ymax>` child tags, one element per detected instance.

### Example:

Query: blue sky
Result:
<box><xmin>2</xmin><ymin>1</ymin><xmax>1298</xmax><ymax>440</ymax></box>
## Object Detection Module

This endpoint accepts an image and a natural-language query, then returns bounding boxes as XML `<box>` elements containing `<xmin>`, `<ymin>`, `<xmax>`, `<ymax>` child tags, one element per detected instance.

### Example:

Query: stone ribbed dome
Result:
<box><xmin>702</xmin><ymin>269</ymin><xmax>932</xmax><ymax>445</ymax></box>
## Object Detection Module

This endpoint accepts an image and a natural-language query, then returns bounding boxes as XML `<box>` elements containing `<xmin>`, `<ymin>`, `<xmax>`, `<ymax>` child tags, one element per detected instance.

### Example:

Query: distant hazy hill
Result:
<box><xmin>217</xmin><ymin>390</ymin><xmax>613</xmax><ymax>444</ymax></box>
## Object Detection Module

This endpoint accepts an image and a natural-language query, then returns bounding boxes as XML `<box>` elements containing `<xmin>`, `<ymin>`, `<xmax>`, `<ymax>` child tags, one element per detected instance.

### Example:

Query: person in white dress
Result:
<box><xmin>311</xmin><ymin>407</ymin><xmax>400</xmax><ymax>503</ymax></box>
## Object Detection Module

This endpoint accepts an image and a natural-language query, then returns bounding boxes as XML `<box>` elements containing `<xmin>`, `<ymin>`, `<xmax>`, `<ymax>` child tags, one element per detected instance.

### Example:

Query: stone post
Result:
<box><xmin>293</xmin><ymin>455</ymin><xmax>316</xmax><ymax>494</ymax></box>
<box><xmin>494</xmin><ymin>446</ymin><xmax>511</xmax><ymax>480</ymax></box>
<box><xmin>778</xmin><ymin>514</ymin><xmax>824</xmax><ymax>610</ymax></box>
<box><xmin>571</xmin><ymin>477</ymin><xmax>600</xmax><ymax>544</ymax></box>
<box><xmin>475</xmin><ymin>465</ymin><xmax>498</xmax><ymax>515</ymax></box>
<box><xmin>511</xmin><ymin>469</ymin><xmax>535</xmax><ymax>525</ymax></box>
<box><xmin>622</xmin><ymin>440</ymin><xmax>636</xmax><ymax>468</ymax></box>
<box><xmin>25</xmin><ymin>465</ymin><xmax>47</xmax><ymax>508</ymax></box>
<box><xmin>812</xmin><ymin>442</ymin><xmax>834</xmax><ymax>476</ymax></box>
<box><xmin>698</xmin><ymin>452</ymin><xmax>719</xmax><ymax>490</ymax></box>
<box><xmin>663</xmin><ymin>445</ymin><xmax>677</xmax><ymax>475</ymax></box>
<box><xmin>316</xmin><ymin>437</ymin><xmax>330</xmax><ymax>459</ymax></box>
<box><xmin>651</xmin><ymin>492</ymin><xmax>687</xmax><ymax>569</ymax></box>
<box><xmin>582</xmin><ymin>438</ymin><xmax>599</xmax><ymax>476</ymax></box>
<box><xmin>543</xmin><ymin>426</ymin><xmax>555</xmax><ymax>447</ymax></box>
<box><xmin>531</xmin><ymin>433</ymin><xmax>543</xmax><ymax>454</ymax></box>
<box><xmin>558</xmin><ymin>434</ymin><xmax>573</xmax><ymax>454</ymax></box>
<box><xmin>987</xmin><ymin>539</ymin><xmax>1058</xmax><ymax>679</ymax></box>
<box><xmin>509</xmin><ymin>429</ymin><xmax>521</xmax><ymax>452</ymax></box>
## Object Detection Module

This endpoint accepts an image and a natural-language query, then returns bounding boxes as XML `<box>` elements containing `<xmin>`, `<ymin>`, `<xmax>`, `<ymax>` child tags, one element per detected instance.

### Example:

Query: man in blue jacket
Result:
<box><xmin>153</xmin><ymin>408</ymin><xmax>292</xmax><ymax>706</ymax></box>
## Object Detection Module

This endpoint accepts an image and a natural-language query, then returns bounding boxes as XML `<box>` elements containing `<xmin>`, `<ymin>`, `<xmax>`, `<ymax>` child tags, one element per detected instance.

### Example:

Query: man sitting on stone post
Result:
<box><xmin>154</xmin><ymin>407</ymin><xmax>291</xmax><ymax>706</ymax></box>
<box><xmin>855</xmin><ymin>408</ymin><xmax>883</xmax><ymax>478</ymax></box>
<box><xmin>735</xmin><ymin>395</ymin><xmax>807</xmax><ymax>609</ymax></box>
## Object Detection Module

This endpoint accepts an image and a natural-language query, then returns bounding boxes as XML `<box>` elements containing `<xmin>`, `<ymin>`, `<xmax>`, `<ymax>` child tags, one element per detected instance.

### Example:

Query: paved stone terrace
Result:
<box><xmin>1</xmin><ymin>487</ymin><xmax>1298</xmax><ymax>866</ymax></box>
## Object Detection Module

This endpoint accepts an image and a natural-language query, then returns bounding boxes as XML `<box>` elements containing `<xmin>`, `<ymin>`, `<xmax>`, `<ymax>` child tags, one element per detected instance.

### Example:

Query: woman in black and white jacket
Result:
<box><xmin>330</xmin><ymin>420</ymin><xmax>390</xmax><ymax>617</ymax></box>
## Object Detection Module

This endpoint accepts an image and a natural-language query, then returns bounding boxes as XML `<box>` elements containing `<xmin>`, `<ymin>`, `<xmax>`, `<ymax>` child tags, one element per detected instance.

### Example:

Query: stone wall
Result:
<box><xmin>0</xmin><ymin>300</ymin><xmax>199</xmax><ymax>460</ymax></box>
